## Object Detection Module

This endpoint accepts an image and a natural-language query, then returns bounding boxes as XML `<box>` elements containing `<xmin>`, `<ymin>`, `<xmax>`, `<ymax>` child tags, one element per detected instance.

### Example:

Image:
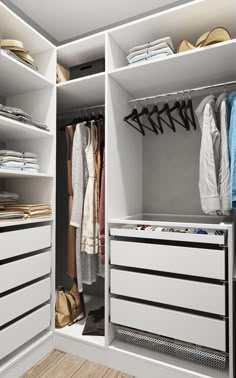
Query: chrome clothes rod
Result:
<box><xmin>58</xmin><ymin>104</ymin><xmax>105</xmax><ymax>115</ymax></box>
<box><xmin>128</xmin><ymin>80</ymin><xmax>236</xmax><ymax>104</ymax></box>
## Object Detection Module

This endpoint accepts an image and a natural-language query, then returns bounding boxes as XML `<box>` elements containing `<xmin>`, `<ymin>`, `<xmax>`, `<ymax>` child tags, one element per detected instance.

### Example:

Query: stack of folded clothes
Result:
<box><xmin>127</xmin><ymin>37</ymin><xmax>175</xmax><ymax>65</ymax></box>
<box><xmin>0</xmin><ymin>104</ymin><xmax>49</xmax><ymax>131</ymax></box>
<box><xmin>0</xmin><ymin>39</ymin><xmax>38</xmax><ymax>71</ymax></box>
<box><xmin>0</xmin><ymin>150</ymin><xmax>40</xmax><ymax>173</ymax></box>
<box><xmin>0</xmin><ymin>191</ymin><xmax>25</xmax><ymax>220</ymax></box>
<box><xmin>4</xmin><ymin>203</ymin><xmax>52</xmax><ymax>218</ymax></box>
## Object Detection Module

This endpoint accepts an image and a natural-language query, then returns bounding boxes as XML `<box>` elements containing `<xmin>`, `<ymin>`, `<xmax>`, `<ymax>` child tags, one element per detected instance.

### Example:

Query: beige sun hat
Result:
<box><xmin>0</xmin><ymin>39</ymin><xmax>28</xmax><ymax>53</ymax></box>
<box><xmin>177</xmin><ymin>27</ymin><xmax>231</xmax><ymax>53</ymax></box>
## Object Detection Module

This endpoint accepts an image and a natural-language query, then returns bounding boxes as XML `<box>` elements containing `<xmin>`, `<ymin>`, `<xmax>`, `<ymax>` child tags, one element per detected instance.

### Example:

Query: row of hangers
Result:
<box><xmin>124</xmin><ymin>92</ymin><xmax>197</xmax><ymax>136</ymax></box>
<box><xmin>60</xmin><ymin>105</ymin><xmax>105</xmax><ymax>130</ymax></box>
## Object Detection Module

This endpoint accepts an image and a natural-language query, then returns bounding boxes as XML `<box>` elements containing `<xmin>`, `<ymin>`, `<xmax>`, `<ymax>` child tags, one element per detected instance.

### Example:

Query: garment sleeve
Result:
<box><xmin>70</xmin><ymin>126</ymin><xmax>84</xmax><ymax>228</ymax></box>
<box><xmin>199</xmin><ymin>104</ymin><xmax>221</xmax><ymax>214</ymax></box>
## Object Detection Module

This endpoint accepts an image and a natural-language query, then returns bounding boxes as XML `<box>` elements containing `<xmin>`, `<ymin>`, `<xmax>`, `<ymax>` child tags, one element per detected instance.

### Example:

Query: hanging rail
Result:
<box><xmin>128</xmin><ymin>80</ymin><xmax>236</xmax><ymax>104</ymax></box>
<box><xmin>58</xmin><ymin>104</ymin><xmax>105</xmax><ymax>116</ymax></box>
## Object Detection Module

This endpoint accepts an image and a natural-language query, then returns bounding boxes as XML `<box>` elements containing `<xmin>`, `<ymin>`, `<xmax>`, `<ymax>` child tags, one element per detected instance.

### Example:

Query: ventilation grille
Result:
<box><xmin>115</xmin><ymin>325</ymin><xmax>227</xmax><ymax>370</ymax></box>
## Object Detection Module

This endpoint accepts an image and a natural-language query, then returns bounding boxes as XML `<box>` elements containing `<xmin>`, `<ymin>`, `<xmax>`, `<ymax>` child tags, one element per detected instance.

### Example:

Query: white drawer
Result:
<box><xmin>110</xmin><ymin>227</ymin><xmax>225</xmax><ymax>244</ymax></box>
<box><xmin>0</xmin><ymin>304</ymin><xmax>50</xmax><ymax>360</ymax></box>
<box><xmin>110</xmin><ymin>240</ymin><xmax>225</xmax><ymax>280</ymax></box>
<box><xmin>0</xmin><ymin>225</ymin><xmax>51</xmax><ymax>260</ymax></box>
<box><xmin>110</xmin><ymin>298</ymin><xmax>226</xmax><ymax>351</ymax></box>
<box><xmin>110</xmin><ymin>269</ymin><xmax>225</xmax><ymax>315</ymax></box>
<box><xmin>0</xmin><ymin>278</ymin><xmax>50</xmax><ymax>327</ymax></box>
<box><xmin>0</xmin><ymin>251</ymin><xmax>51</xmax><ymax>293</ymax></box>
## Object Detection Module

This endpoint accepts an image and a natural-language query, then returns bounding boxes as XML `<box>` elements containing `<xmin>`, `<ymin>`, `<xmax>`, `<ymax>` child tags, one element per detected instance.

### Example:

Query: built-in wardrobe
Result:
<box><xmin>0</xmin><ymin>0</ymin><xmax>236</xmax><ymax>377</ymax></box>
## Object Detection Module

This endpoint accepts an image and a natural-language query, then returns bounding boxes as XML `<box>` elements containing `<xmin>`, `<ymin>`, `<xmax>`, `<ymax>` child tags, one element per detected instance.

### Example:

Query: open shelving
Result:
<box><xmin>0</xmin><ymin>217</ymin><xmax>53</xmax><ymax>228</ymax></box>
<box><xmin>0</xmin><ymin>51</ymin><xmax>54</xmax><ymax>96</ymax></box>
<box><xmin>108</xmin><ymin>0</ymin><xmax>236</xmax><ymax>70</ymax></box>
<box><xmin>55</xmin><ymin>295</ymin><xmax>105</xmax><ymax>348</ymax></box>
<box><xmin>57</xmin><ymin>72</ymin><xmax>105</xmax><ymax>112</ymax></box>
<box><xmin>0</xmin><ymin>116</ymin><xmax>54</xmax><ymax>140</ymax></box>
<box><xmin>109</xmin><ymin>39</ymin><xmax>236</xmax><ymax>98</ymax></box>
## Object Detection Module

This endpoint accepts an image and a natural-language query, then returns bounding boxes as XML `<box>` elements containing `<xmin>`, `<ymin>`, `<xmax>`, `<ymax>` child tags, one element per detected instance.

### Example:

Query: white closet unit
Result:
<box><xmin>0</xmin><ymin>0</ymin><xmax>236</xmax><ymax>377</ymax></box>
<box><xmin>0</xmin><ymin>2</ymin><xmax>56</xmax><ymax>377</ymax></box>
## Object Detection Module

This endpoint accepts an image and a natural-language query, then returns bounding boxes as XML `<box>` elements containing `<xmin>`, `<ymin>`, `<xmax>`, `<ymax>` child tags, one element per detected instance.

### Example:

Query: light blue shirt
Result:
<box><xmin>228</xmin><ymin>91</ymin><xmax>236</xmax><ymax>210</ymax></box>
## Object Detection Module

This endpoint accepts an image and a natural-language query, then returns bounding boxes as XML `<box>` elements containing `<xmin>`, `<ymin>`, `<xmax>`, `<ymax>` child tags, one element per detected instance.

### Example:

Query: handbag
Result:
<box><xmin>55</xmin><ymin>282</ymin><xmax>82</xmax><ymax>328</ymax></box>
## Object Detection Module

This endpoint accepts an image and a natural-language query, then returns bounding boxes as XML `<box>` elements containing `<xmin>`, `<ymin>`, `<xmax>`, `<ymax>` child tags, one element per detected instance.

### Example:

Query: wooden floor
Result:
<box><xmin>22</xmin><ymin>350</ymin><xmax>134</xmax><ymax>378</ymax></box>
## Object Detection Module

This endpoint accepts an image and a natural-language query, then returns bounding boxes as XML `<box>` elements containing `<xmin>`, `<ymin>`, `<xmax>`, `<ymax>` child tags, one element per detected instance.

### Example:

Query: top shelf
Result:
<box><xmin>0</xmin><ymin>2</ymin><xmax>54</xmax><ymax>55</ymax></box>
<box><xmin>57</xmin><ymin>32</ymin><xmax>105</xmax><ymax>68</ymax></box>
<box><xmin>109</xmin><ymin>39</ymin><xmax>236</xmax><ymax>98</ymax></box>
<box><xmin>108</xmin><ymin>0</ymin><xmax>236</xmax><ymax>70</ymax></box>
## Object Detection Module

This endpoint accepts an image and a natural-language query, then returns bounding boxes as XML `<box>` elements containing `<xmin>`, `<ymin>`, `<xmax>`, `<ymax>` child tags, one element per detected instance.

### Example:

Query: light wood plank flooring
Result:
<box><xmin>22</xmin><ymin>350</ymin><xmax>134</xmax><ymax>378</ymax></box>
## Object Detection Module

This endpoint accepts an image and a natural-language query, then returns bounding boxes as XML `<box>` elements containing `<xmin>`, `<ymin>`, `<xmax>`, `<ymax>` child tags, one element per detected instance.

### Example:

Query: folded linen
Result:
<box><xmin>127</xmin><ymin>42</ymin><xmax>174</xmax><ymax>61</ymax></box>
<box><xmin>129</xmin><ymin>37</ymin><xmax>174</xmax><ymax>53</ymax></box>
<box><xmin>128</xmin><ymin>47</ymin><xmax>174</xmax><ymax>64</ymax></box>
<box><xmin>0</xmin><ymin>150</ymin><xmax>23</xmax><ymax>158</ymax></box>
<box><xmin>0</xmin><ymin>191</ymin><xmax>20</xmax><ymax>203</ymax></box>
<box><xmin>0</xmin><ymin>104</ymin><xmax>49</xmax><ymax>131</ymax></box>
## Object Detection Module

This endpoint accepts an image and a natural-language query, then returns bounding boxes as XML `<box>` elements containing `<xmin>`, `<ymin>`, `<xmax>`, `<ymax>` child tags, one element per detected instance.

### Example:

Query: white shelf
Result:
<box><xmin>109</xmin><ymin>0</ymin><xmax>236</xmax><ymax>64</ymax></box>
<box><xmin>109</xmin><ymin>213</ymin><xmax>228</xmax><ymax>229</ymax></box>
<box><xmin>55</xmin><ymin>295</ymin><xmax>104</xmax><ymax>348</ymax></box>
<box><xmin>109</xmin><ymin>39</ymin><xmax>236</xmax><ymax>98</ymax></box>
<box><xmin>0</xmin><ymin>2</ymin><xmax>53</xmax><ymax>55</ymax></box>
<box><xmin>0</xmin><ymin>51</ymin><xmax>54</xmax><ymax>97</ymax></box>
<box><xmin>0</xmin><ymin>170</ymin><xmax>53</xmax><ymax>178</ymax></box>
<box><xmin>0</xmin><ymin>217</ymin><xmax>53</xmax><ymax>228</ymax></box>
<box><xmin>57</xmin><ymin>72</ymin><xmax>105</xmax><ymax>112</ymax></box>
<box><xmin>109</xmin><ymin>340</ymin><xmax>228</xmax><ymax>378</ymax></box>
<box><xmin>0</xmin><ymin>116</ymin><xmax>54</xmax><ymax>140</ymax></box>
<box><xmin>57</xmin><ymin>32</ymin><xmax>105</xmax><ymax>68</ymax></box>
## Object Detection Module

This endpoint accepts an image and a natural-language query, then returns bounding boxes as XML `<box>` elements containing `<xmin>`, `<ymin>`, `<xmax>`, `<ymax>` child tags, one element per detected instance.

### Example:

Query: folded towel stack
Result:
<box><xmin>127</xmin><ymin>37</ymin><xmax>175</xmax><ymax>65</ymax></box>
<box><xmin>0</xmin><ymin>191</ymin><xmax>24</xmax><ymax>219</ymax></box>
<box><xmin>0</xmin><ymin>103</ymin><xmax>49</xmax><ymax>131</ymax></box>
<box><xmin>4</xmin><ymin>204</ymin><xmax>52</xmax><ymax>218</ymax></box>
<box><xmin>0</xmin><ymin>150</ymin><xmax>40</xmax><ymax>172</ymax></box>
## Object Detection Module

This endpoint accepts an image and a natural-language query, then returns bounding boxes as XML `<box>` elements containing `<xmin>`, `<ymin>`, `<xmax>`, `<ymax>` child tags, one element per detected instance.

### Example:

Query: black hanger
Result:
<box><xmin>148</xmin><ymin>104</ymin><xmax>164</xmax><ymax>134</ymax></box>
<box><xmin>132</xmin><ymin>105</ymin><xmax>158</xmax><ymax>134</ymax></box>
<box><xmin>184</xmin><ymin>92</ymin><xmax>197</xmax><ymax>130</ymax></box>
<box><xmin>168</xmin><ymin>96</ymin><xmax>189</xmax><ymax>130</ymax></box>
<box><xmin>123</xmin><ymin>107</ymin><xmax>145</xmax><ymax>135</ymax></box>
<box><xmin>158</xmin><ymin>100</ymin><xmax>176</xmax><ymax>132</ymax></box>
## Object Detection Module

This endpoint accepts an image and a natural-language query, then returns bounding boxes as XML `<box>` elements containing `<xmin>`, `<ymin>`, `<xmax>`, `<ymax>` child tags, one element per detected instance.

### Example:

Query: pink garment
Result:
<box><xmin>99</xmin><ymin>149</ymin><xmax>105</xmax><ymax>264</ymax></box>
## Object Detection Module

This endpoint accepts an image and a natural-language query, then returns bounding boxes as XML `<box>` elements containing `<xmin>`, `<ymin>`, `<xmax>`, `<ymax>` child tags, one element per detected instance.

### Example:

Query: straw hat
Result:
<box><xmin>0</xmin><ymin>39</ymin><xmax>37</xmax><ymax>69</ymax></box>
<box><xmin>0</xmin><ymin>39</ymin><xmax>28</xmax><ymax>52</ymax></box>
<box><xmin>177</xmin><ymin>27</ymin><xmax>231</xmax><ymax>53</ymax></box>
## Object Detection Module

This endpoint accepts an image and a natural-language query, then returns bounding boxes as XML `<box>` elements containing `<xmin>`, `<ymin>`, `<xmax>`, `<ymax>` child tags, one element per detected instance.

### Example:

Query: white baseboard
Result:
<box><xmin>0</xmin><ymin>332</ymin><xmax>53</xmax><ymax>378</ymax></box>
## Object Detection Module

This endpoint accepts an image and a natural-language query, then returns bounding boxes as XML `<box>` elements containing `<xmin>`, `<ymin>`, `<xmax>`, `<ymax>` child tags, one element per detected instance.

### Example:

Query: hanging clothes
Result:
<box><xmin>65</xmin><ymin>124</ymin><xmax>76</xmax><ymax>278</ymax></box>
<box><xmin>81</xmin><ymin>122</ymin><xmax>100</xmax><ymax>254</ymax></box>
<box><xmin>228</xmin><ymin>91</ymin><xmax>236</xmax><ymax>211</ymax></box>
<box><xmin>70</xmin><ymin>122</ymin><xmax>88</xmax><ymax>292</ymax></box>
<box><xmin>99</xmin><ymin>148</ymin><xmax>105</xmax><ymax>265</ymax></box>
<box><xmin>216</xmin><ymin>93</ymin><xmax>230</xmax><ymax>215</ymax></box>
<box><xmin>195</xmin><ymin>95</ymin><xmax>221</xmax><ymax>215</ymax></box>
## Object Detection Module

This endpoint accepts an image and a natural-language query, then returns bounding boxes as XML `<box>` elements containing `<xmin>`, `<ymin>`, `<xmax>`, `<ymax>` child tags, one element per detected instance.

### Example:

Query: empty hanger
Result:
<box><xmin>123</xmin><ymin>106</ymin><xmax>145</xmax><ymax>135</ymax></box>
<box><xmin>148</xmin><ymin>102</ymin><xmax>164</xmax><ymax>134</ymax></box>
<box><xmin>158</xmin><ymin>96</ymin><xmax>176</xmax><ymax>132</ymax></box>
<box><xmin>184</xmin><ymin>90</ymin><xmax>197</xmax><ymax>130</ymax></box>
<box><xmin>132</xmin><ymin>104</ymin><xmax>158</xmax><ymax>134</ymax></box>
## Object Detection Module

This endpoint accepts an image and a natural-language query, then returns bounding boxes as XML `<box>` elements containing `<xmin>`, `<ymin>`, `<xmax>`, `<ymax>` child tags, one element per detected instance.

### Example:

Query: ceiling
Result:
<box><xmin>5</xmin><ymin>0</ymin><xmax>190</xmax><ymax>44</ymax></box>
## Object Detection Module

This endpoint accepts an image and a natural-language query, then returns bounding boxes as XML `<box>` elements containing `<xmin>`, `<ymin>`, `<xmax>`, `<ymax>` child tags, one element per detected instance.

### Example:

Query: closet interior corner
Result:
<box><xmin>1</xmin><ymin>0</ymin><xmax>236</xmax><ymax>377</ymax></box>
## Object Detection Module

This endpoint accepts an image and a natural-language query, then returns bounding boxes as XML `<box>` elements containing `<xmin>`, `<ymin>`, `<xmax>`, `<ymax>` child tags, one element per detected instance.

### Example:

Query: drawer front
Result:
<box><xmin>110</xmin><ymin>240</ymin><xmax>225</xmax><ymax>280</ymax></box>
<box><xmin>0</xmin><ymin>278</ymin><xmax>50</xmax><ymax>327</ymax></box>
<box><xmin>110</xmin><ymin>270</ymin><xmax>225</xmax><ymax>315</ymax></box>
<box><xmin>0</xmin><ymin>304</ymin><xmax>50</xmax><ymax>360</ymax></box>
<box><xmin>110</xmin><ymin>298</ymin><xmax>226</xmax><ymax>351</ymax></box>
<box><xmin>0</xmin><ymin>225</ymin><xmax>51</xmax><ymax>260</ymax></box>
<box><xmin>0</xmin><ymin>251</ymin><xmax>51</xmax><ymax>293</ymax></box>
